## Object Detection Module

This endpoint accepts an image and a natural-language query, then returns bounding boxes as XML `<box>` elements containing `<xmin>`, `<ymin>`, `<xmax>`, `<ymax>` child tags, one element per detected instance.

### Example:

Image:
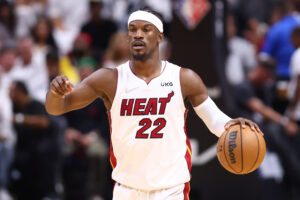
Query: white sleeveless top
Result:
<box><xmin>109</xmin><ymin>61</ymin><xmax>191</xmax><ymax>191</ymax></box>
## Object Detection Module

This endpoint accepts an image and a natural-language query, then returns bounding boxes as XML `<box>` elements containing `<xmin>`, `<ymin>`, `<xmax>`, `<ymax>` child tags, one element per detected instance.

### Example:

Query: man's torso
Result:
<box><xmin>108</xmin><ymin>61</ymin><xmax>191</xmax><ymax>191</ymax></box>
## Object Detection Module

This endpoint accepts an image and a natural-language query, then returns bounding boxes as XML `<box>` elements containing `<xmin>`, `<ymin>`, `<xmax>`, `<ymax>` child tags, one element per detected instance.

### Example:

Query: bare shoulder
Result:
<box><xmin>180</xmin><ymin>67</ymin><xmax>208</xmax><ymax>106</ymax></box>
<box><xmin>180</xmin><ymin>67</ymin><xmax>202</xmax><ymax>85</ymax></box>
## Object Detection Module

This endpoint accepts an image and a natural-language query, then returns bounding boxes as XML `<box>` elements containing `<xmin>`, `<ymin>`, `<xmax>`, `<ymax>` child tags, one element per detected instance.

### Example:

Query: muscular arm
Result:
<box><xmin>180</xmin><ymin>68</ymin><xmax>261</xmax><ymax>136</ymax></box>
<box><xmin>180</xmin><ymin>68</ymin><xmax>208</xmax><ymax>106</ymax></box>
<box><xmin>45</xmin><ymin>68</ymin><xmax>117</xmax><ymax>115</ymax></box>
<box><xmin>180</xmin><ymin>68</ymin><xmax>232</xmax><ymax>136</ymax></box>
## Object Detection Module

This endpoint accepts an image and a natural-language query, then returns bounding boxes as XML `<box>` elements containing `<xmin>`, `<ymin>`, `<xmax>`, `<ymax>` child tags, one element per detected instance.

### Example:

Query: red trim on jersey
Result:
<box><xmin>112</xmin><ymin>68</ymin><xmax>118</xmax><ymax>105</ymax></box>
<box><xmin>113</xmin><ymin>182</ymin><xmax>117</xmax><ymax>196</ymax></box>
<box><xmin>129</xmin><ymin>60</ymin><xmax>167</xmax><ymax>85</ymax></box>
<box><xmin>184</xmin><ymin>110</ymin><xmax>192</xmax><ymax>171</ymax></box>
<box><xmin>184</xmin><ymin>182</ymin><xmax>190</xmax><ymax>200</ymax></box>
<box><xmin>107</xmin><ymin>111</ymin><xmax>117</xmax><ymax>169</ymax></box>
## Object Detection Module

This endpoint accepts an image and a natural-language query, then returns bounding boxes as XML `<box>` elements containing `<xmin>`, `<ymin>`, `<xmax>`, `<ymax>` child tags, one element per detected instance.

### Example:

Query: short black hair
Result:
<box><xmin>139</xmin><ymin>7</ymin><xmax>164</xmax><ymax>23</ymax></box>
<box><xmin>14</xmin><ymin>81</ymin><xmax>28</xmax><ymax>95</ymax></box>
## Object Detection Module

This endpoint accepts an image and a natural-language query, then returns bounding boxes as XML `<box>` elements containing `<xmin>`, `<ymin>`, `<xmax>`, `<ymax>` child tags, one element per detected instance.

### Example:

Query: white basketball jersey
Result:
<box><xmin>109</xmin><ymin>61</ymin><xmax>191</xmax><ymax>191</ymax></box>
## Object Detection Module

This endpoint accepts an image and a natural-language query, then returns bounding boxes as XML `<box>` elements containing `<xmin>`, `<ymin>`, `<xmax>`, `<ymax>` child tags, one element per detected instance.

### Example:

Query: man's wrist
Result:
<box><xmin>50</xmin><ymin>89</ymin><xmax>64</xmax><ymax>98</ymax></box>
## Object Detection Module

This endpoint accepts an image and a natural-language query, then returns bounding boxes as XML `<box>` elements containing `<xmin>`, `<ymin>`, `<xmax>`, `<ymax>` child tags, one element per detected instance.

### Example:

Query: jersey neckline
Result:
<box><xmin>128</xmin><ymin>60</ymin><xmax>167</xmax><ymax>85</ymax></box>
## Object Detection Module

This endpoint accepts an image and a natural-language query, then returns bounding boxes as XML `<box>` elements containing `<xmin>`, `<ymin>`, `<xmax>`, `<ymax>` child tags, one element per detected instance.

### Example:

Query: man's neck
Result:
<box><xmin>130</xmin><ymin>58</ymin><xmax>162</xmax><ymax>80</ymax></box>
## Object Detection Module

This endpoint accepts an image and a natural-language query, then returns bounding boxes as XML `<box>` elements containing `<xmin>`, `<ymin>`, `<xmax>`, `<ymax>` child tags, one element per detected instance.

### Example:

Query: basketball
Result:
<box><xmin>216</xmin><ymin>124</ymin><xmax>266</xmax><ymax>174</ymax></box>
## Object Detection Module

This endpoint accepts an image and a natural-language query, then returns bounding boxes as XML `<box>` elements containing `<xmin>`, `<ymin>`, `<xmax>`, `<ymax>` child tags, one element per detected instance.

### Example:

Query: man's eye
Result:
<box><xmin>129</xmin><ymin>28</ymin><xmax>136</xmax><ymax>32</ymax></box>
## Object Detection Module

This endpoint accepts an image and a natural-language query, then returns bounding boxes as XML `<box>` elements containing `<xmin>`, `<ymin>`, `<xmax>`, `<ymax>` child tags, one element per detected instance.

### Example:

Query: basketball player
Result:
<box><xmin>45</xmin><ymin>9</ymin><xmax>261</xmax><ymax>200</ymax></box>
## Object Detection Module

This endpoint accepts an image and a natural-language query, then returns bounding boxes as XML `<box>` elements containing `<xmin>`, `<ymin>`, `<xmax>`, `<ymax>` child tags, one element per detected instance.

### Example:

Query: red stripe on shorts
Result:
<box><xmin>184</xmin><ymin>182</ymin><xmax>190</xmax><ymax>200</ymax></box>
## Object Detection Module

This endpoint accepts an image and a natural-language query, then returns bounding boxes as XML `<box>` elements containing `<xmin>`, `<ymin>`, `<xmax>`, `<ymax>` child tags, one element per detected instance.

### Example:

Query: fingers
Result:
<box><xmin>224</xmin><ymin>118</ymin><xmax>263</xmax><ymax>136</ymax></box>
<box><xmin>65</xmin><ymin>80</ymin><xmax>74</xmax><ymax>92</ymax></box>
<box><xmin>224</xmin><ymin>118</ymin><xmax>242</xmax><ymax>130</ymax></box>
<box><xmin>245</xmin><ymin>119</ymin><xmax>263</xmax><ymax>136</ymax></box>
<box><xmin>61</xmin><ymin>76</ymin><xmax>74</xmax><ymax>92</ymax></box>
<box><xmin>50</xmin><ymin>75</ymin><xmax>73</xmax><ymax>97</ymax></box>
<box><xmin>240</xmin><ymin>118</ymin><xmax>246</xmax><ymax>129</ymax></box>
<box><xmin>225</xmin><ymin>121</ymin><xmax>237</xmax><ymax>130</ymax></box>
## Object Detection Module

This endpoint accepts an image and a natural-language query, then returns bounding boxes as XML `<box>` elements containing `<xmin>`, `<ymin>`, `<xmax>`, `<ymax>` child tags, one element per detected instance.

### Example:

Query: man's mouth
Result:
<box><xmin>132</xmin><ymin>41</ymin><xmax>146</xmax><ymax>50</ymax></box>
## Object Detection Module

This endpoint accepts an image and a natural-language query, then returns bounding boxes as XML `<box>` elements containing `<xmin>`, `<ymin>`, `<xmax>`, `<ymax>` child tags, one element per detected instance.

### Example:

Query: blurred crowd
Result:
<box><xmin>226</xmin><ymin>0</ymin><xmax>300</xmax><ymax>199</ymax></box>
<box><xmin>0</xmin><ymin>0</ymin><xmax>300</xmax><ymax>200</ymax></box>
<box><xmin>0</xmin><ymin>0</ymin><xmax>171</xmax><ymax>200</ymax></box>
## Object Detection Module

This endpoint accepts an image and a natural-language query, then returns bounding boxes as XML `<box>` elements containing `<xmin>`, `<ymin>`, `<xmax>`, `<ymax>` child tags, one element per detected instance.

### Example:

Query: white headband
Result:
<box><xmin>128</xmin><ymin>10</ymin><xmax>163</xmax><ymax>33</ymax></box>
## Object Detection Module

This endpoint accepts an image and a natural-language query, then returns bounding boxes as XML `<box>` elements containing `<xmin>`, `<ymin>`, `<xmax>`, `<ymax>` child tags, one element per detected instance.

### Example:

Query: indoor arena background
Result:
<box><xmin>0</xmin><ymin>0</ymin><xmax>300</xmax><ymax>200</ymax></box>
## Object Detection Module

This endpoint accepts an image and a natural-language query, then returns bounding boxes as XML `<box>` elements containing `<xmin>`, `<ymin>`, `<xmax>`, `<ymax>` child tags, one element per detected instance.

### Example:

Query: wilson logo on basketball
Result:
<box><xmin>217</xmin><ymin>125</ymin><xmax>266</xmax><ymax>174</ymax></box>
<box><xmin>228</xmin><ymin>131</ymin><xmax>238</xmax><ymax>164</ymax></box>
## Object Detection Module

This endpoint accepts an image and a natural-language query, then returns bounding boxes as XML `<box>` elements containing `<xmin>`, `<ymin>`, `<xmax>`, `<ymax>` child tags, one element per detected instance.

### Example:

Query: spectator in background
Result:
<box><xmin>0</xmin><ymin>48</ymin><xmax>17</xmax><ymax>94</ymax></box>
<box><xmin>269</xmin><ymin>1</ymin><xmax>292</xmax><ymax>25</ymax></box>
<box><xmin>287</xmin><ymin>26</ymin><xmax>300</xmax><ymax>122</ymax></box>
<box><xmin>47</xmin><ymin>0</ymin><xmax>89</xmax><ymax>54</ymax></box>
<box><xmin>9</xmin><ymin>36</ymin><xmax>48</xmax><ymax>103</ymax></box>
<box><xmin>0</xmin><ymin>48</ymin><xmax>16</xmax><ymax>200</ymax></box>
<box><xmin>231</xmin><ymin>57</ymin><xmax>298</xmax><ymax>134</ymax></box>
<box><xmin>14</xmin><ymin>0</ymin><xmax>38</xmax><ymax>38</ymax></box>
<box><xmin>46</xmin><ymin>49</ymin><xmax>60</xmax><ymax>82</ymax></box>
<box><xmin>29</xmin><ymin>0</ymin><xmax>48</xmax><ymax>18</ymax></box>
<box><xmin>242</xmin><ymin>18</ymin><xmax>268</xmax><ymax>53</ymax></box>
<box><xmin>285</xmin><ymin>24</ymin><xmax>300</xmax><ymax>200</ymax></box>
<box><xmin>260</xmin><ymin>0</ymin><xmax>300</xmax><ymax>114</ymax></box>
<box><xmin>225</xmin><ymin>14</ymin><xmax>257</xmax><ymax>86</ymax></box>
<box><xmin>62</xmin><ymin>62</ymin><xmax>109</xmax><ymax>200</ymax></box>
<box><xmin>32</xmin><ymin>17</ymin><xmax>58</xmax><ymax>59</ymax></box>
<box><xmin>81</xmin><ymin>0</ymin><xmax>117</xmax><ymax>64</ymax></box>
<box><xmin>230</xmin><ymin>0</ymin><xmax>279</xmax><ymax>35</ymax></box>
<box><xmin>0</xmin><ymin>83</ymin><xmax>13</xmax><ymax>200</ymax></box>
<box><xmin>59</xmin><ymin>33</ymin><xmax>96</xmax><ymax>85</ymax></box>
<box><xmin>9</xmin><ymin>81</ymin><xmax>59</xmax><ymax>200</ymax></box>
<box><xmin>0</xmin><ymin>1</ymin><xmax>17</xmax><ymax>49</ymax></box>
<box><xmin>102</xmin><ymin>31</ymin><xmax>130</xmax><ymax>69</ymax></box>
<box><xmin>230</xmin><ymin>57</ymin><xmax>300</xmax><ymax>200</ymax></box>
<box><xmin>287</xmin><ymin>25</ymin><xmax>300</xmax><ymax>180</ymax></box>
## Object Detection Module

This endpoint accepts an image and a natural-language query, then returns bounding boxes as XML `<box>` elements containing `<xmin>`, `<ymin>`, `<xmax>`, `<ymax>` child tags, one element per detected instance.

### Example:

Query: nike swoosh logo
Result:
<box><xmin>125</xmin><ymin>86</ymin><xmax>139</xmax><ymax>93</ymax></box>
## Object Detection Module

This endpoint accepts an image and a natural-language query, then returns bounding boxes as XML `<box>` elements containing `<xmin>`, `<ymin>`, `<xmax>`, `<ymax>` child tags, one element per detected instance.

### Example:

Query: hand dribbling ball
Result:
<box><xmin>217</xmin><ymin>124</ymin><xmax>266</xmax><ymax>174</ymax></box>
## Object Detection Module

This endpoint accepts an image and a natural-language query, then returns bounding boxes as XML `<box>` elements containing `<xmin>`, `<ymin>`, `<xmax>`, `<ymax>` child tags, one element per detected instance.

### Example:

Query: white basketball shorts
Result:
<box><xmin>113</xmin><ymin>182</ymin><xmax>190</xmax><ymax>200</ymax></box>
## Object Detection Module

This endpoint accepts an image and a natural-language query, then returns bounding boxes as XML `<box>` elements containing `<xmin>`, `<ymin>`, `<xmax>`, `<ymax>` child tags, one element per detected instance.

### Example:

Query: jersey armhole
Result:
<box><xmin>179</xmin><ymin>67</ymin><xmax>188</xmax><ymax>110</ymax></box>
<box><xmin>109</xmin><ymin>67</ymin><xmax>119</xmax><ymax>112</ymax></box>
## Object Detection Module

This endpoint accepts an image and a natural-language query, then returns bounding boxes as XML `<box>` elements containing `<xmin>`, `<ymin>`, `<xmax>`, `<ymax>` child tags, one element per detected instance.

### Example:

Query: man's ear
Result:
<box><xmin>158</xmin><ymin>32</ymin><xmax>164</xmax><ymax>43</ymax></box>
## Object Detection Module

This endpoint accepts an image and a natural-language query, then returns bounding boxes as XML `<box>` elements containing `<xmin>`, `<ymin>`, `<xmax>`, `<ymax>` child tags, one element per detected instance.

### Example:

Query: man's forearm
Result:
<box><xmin>45</xmin><ymin>91</ymin><xmax>68</xmax><ymax>115</ymax></box>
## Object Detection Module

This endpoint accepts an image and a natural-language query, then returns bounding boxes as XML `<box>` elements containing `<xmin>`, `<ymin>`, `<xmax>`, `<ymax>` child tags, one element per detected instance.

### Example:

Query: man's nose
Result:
<box><xmin>134</xmin><ymin>29</ymin><xmax>144</xmax><ymax>39</ymax></box>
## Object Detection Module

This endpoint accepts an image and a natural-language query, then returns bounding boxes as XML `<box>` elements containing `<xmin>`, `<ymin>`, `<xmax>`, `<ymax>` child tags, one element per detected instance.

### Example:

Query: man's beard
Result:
<box><xmin>132</xmin><ymin>53</ymin><xmax>148</xmax><ymax>61</ymax></box>
<box><xmin>132</xmin><ymin>48</ymin><xmax>155</xmax><ymax>61</ymax></box>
